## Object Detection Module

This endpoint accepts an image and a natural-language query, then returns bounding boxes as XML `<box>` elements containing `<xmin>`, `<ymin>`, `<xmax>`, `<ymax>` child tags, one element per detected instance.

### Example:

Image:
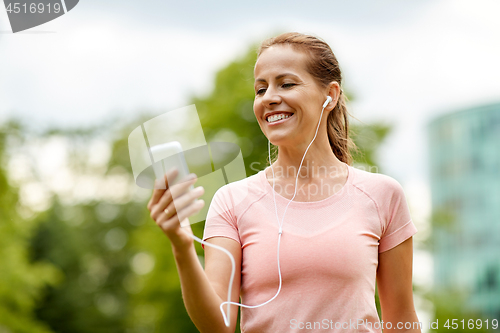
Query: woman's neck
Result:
<box><xmin>270</xmin><ymin>147</ymin><xmax>346</xmax><ymax>181</ymax></box>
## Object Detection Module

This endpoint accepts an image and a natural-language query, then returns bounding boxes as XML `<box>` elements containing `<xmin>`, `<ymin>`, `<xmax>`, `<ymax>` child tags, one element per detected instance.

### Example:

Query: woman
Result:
<box><xmin>148</xmin><ymin>32</ymin><xmax>420</xmax><ymax>333</ymax></box>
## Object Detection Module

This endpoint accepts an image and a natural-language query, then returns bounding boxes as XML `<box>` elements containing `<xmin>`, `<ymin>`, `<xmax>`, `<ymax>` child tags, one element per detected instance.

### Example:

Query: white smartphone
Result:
<box><xmin>149</xmin><ymin>141</ymin><xmax>193</xmax><ymax>189</ymax></box>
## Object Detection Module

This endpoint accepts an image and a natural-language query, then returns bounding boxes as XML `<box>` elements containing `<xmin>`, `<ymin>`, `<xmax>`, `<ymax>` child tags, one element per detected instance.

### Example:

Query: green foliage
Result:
<box><xmin>0</xmin><ymin>122</ymin><xmax>62</xmax><ymax>333</ymax></box>
<box><xmin>431</xmin><ymin>207</ymin><xmax>457</xmax><ymax>231</ymax></box>
<box><xmin>23</xmin><ymin>122</ymin><xmax>199</xmax><ymax>332</ymax></box>
<box><xmin>350</xmin><ymin>122</ymin><xmax>392</xmax><ymax>170</ymax></box>
<box><xmin>31</xmin><ymin>200</ymin><xmax>131</xmax><ymax>333</ymax></box>
<box><xmin>192</xmin><ymin>45</ymin><xmax>268</xmax><ymax>175</ymax></box>
<box><xmin>420</xmin><ymin>206</ymin><xmax>459</xmax><ymax>253</ymax></box>
<box><xmin>125</xmin><ymin>206</ymin><xmax>199</xmax><ymax>333</ymax></box>
<box><xmin>427</xmin><ymin>290</ymin><xmax>492</xmax><ymax>333</ymax></box>
<box><xmin>106</xmin><ymin>120</ymin><xmax>200</xmax><ymax>332</ymax></box>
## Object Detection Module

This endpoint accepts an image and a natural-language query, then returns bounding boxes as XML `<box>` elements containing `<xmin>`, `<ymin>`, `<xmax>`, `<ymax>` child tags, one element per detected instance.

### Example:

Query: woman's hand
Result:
<box><xmin>147</xmin><ymin>168</ymin><xmax>205</xmax><ymax>252</ymax></box>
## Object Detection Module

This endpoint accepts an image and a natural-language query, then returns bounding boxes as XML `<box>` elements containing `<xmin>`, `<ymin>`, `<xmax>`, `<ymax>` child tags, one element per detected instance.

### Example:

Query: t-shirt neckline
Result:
<box><xmin>259</xmin><ymin>162</ymin><xmax>354</xmax><ymax>208</ymax></box>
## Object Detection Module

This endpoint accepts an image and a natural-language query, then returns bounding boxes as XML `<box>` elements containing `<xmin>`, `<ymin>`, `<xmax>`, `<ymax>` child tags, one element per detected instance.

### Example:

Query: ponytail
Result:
<box><xmin>327</xmin><ymin>90</ymin><xmax>355</xmax><ymax>165</ymax></box>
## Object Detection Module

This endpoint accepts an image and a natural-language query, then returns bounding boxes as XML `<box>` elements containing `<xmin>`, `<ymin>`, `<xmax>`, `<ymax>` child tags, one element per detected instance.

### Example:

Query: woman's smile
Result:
<box><xmin>266</xmin><ymin>113</ymin><xmax>295</xmax><ymax>125</ymax></box>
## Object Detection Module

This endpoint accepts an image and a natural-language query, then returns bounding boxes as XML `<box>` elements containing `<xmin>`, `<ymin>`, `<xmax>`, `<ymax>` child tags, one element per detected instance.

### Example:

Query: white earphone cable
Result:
<box><xmin>183</xmin><ymin>100</ymin><xmax>328</xmax><ymax>327</ymax></box>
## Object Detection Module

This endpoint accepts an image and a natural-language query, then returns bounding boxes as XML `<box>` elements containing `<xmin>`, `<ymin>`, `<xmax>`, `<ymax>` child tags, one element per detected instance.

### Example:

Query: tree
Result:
<box><xmin>0</xmin><ymin>121</ymin><xmax>61</xmax><ymax>333</ymax></box>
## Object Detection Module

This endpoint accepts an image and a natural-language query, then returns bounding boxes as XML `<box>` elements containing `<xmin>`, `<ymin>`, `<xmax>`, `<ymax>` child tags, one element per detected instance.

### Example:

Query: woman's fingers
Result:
<box><xmin>159</xmin><ymin>199</ymin><xmax>205</xmax><ymax>233</ymax></box>
<box><xmin>146</xmin><ymin>168</ymin><xmax>205</xmax><ymax>248</ymax></box>
<box><xmin>169</xmin><ymin>173</ymin><xmax>198</xmax><ymax>199</ymax></box>
<box><xmin>159</xmin><ymin>183</ymin><xmax>203</xmax><ymax>222</ymax></box>
<box><xmin>150</xmin><ymin>173</ymin><xmax>197</xmax><ymax>220</ymax></box>
<box><xmin>164</xmin><ymin>185</ymin><xmax>204</xmax><ymax>219</ymax></box>
<box><xmin>175</xmin><ymin>198</ymin><xmax>205</xmax><ymax>227</ymax></box>
<box><xmin>150</xmin><ymin>174</ymin><xmax>196</xmax><ymax>216</ymax></box>
<box><xmin>147</xmin><ymin>168</ymin><xmax>178</xmax><ymax>211</ymax></box>
<box><xmin>156</xmin><ymin>186</ymin><xmax>205</xmax><ymax>232</ymax></box>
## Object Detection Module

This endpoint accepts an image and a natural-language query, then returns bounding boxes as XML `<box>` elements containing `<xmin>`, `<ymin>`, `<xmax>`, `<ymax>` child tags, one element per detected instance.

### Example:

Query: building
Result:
<box><xmin>428</xmin><ymin>102</ymin><xmax>500</xmax><ymax>319</ymax></box>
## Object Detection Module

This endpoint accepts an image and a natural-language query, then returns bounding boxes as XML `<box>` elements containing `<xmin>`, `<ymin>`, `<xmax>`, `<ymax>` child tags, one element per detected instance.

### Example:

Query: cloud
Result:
<box><xmin>0</xmin><ymin>15</ymin><xmax>247</xmax><ymax>128</ymax></box>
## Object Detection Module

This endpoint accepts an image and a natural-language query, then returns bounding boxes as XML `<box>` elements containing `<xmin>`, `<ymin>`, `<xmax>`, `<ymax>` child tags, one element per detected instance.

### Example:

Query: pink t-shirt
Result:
<box><xmin>202</xmin><ymin>164</ymin><xmax>417</xmax><ymax>333</ymax></box>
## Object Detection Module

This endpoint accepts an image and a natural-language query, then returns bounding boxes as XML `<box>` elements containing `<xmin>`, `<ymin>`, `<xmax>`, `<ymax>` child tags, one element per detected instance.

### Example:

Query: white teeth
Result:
<box><xmin>267</xmin><ymin>114</ymin><xmax>292</xmax><ymax>123</ymax></box>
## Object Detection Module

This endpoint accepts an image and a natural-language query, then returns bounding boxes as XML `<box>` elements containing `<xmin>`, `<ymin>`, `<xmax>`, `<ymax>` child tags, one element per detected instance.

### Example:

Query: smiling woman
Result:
<box><xmin>147</xmin><ymin>32</ymin><xmax>420</xmax><ymax>333</ymax></box>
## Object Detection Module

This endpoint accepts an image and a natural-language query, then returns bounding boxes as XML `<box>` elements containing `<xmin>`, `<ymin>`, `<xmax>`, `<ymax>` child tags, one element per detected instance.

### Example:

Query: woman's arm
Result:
<box><xmin>174</xmin><ymin>236</ymin><xmax>242</xmax><ymax>333</ymax></box>
<box><xmin>377</xmin><ymin>237</ymin><xmax>422</xmax><ymax>332</ymax></box>
<box><xmin>147</xmin><ymin>169</ymin><xmax>241</xmax><ymax>333</ymax></box>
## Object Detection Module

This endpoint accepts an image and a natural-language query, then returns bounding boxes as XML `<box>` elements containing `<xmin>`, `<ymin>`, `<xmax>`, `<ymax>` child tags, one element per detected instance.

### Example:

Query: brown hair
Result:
<box><xmin>257</xmin><ymin>32</ymin><xmax>356</xmax><ymax>165</ymax></box>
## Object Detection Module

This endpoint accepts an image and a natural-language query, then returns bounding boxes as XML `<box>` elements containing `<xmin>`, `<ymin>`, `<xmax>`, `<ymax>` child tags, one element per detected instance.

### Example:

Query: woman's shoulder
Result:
<box><xmin>220</xmin><ymin>170</ymin><xmax>264</xmax><ymax>191</ymax></box>
<box><xmin>349</xmin><ymin>165</ymin><xmax>406</xmax><ymax>198</ymax></box>
<box><xmin>212</xmin><ymin>170</ymin><xmax>266</xmax><ymax>205</ymax></box>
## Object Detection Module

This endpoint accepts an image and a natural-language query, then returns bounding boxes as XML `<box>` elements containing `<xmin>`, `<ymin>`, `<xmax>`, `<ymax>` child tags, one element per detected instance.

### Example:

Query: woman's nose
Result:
<box><xmin>262</xmin><ymin>87</ymin><xmax>282</xmax><ymax>106</ymax></box>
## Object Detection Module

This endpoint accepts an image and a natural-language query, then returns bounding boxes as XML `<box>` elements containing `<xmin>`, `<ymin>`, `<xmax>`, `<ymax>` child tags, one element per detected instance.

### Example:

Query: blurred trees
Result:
<box><xmin>26</xmin><ymin>122</ymin><xmax>200</xmax><ymax>333</ymax></box>
<box><xmin>0</xmin><ymin>122</ymin><xmax>61</xmax><ymax>333</ymax></box>
<box><xmin>0</xmin><ymin>43</ymin><xmax>392</xmax><ymax>333</ymax></box>
<box><xmin>428</xmin><ymin>290</ymin><xmax>491</xmax><ymax>333</ymax></box>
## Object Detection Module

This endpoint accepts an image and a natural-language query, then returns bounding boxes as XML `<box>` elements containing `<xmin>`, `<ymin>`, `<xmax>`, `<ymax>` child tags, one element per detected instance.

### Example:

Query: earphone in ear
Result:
<box><xmin>322</xmin><ymin>96</ymin><xmax>332</xmax><ymax>108</ymax></box>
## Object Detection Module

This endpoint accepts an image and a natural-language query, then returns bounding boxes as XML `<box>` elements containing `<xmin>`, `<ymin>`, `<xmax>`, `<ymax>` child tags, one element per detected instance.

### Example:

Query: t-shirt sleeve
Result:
<box><xmin>201</xmin><ymin>185</ymin><xmax>240</xmax><ymax>250</ymax></box>
<box><xmin>378</xmin><ymin>176</ymin><xmax>417</xmax><ymax>253</ymax></box>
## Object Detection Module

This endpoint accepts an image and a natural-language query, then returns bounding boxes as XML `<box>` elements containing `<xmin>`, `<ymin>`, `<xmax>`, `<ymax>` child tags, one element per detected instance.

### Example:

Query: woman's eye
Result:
<box><xmin>282</xmin><ymin>83</ymin><xmax>296</xmax><ymax>89</ymax></box>
<box><xmin>256</xmin><ymin>88</ymin><xmax>267</xmax><ymax>95</ymax></box>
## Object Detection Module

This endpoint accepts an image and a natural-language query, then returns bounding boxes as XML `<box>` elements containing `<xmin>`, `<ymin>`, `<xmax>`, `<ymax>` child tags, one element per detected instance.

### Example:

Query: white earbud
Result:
<box><xmin>322</xmin><ymin>96</ymin><xmax>332</xmax><ymax>108</ymax></box>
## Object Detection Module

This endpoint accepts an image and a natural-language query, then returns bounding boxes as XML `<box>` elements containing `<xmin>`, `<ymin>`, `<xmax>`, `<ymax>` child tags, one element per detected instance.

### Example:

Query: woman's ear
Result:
<box><xmin>326</xmin><ymin>81</ymin><xmax>341</xmax><ymax>111</ymax></box>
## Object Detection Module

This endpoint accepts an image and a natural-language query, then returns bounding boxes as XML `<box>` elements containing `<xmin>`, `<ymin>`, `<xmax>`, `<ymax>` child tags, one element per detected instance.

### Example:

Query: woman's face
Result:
<box><xmin>253</xmin><ymin>45</ymin><xmax>329</xmax><ymax>147</ymax></box>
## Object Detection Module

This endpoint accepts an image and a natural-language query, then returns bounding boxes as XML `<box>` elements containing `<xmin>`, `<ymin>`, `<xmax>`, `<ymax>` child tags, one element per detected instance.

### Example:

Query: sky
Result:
<box><xmin>1</xmin><ymin>0</ymin><xmax>500</xmax><ymax>195</ymax></box>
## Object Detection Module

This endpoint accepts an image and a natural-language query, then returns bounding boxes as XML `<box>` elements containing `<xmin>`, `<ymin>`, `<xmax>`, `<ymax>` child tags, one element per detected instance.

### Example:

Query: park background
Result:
<box><xmin>1</xmin><ymin>0</ymin><xmax>499</xmax><ymax>332</ymax></box>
